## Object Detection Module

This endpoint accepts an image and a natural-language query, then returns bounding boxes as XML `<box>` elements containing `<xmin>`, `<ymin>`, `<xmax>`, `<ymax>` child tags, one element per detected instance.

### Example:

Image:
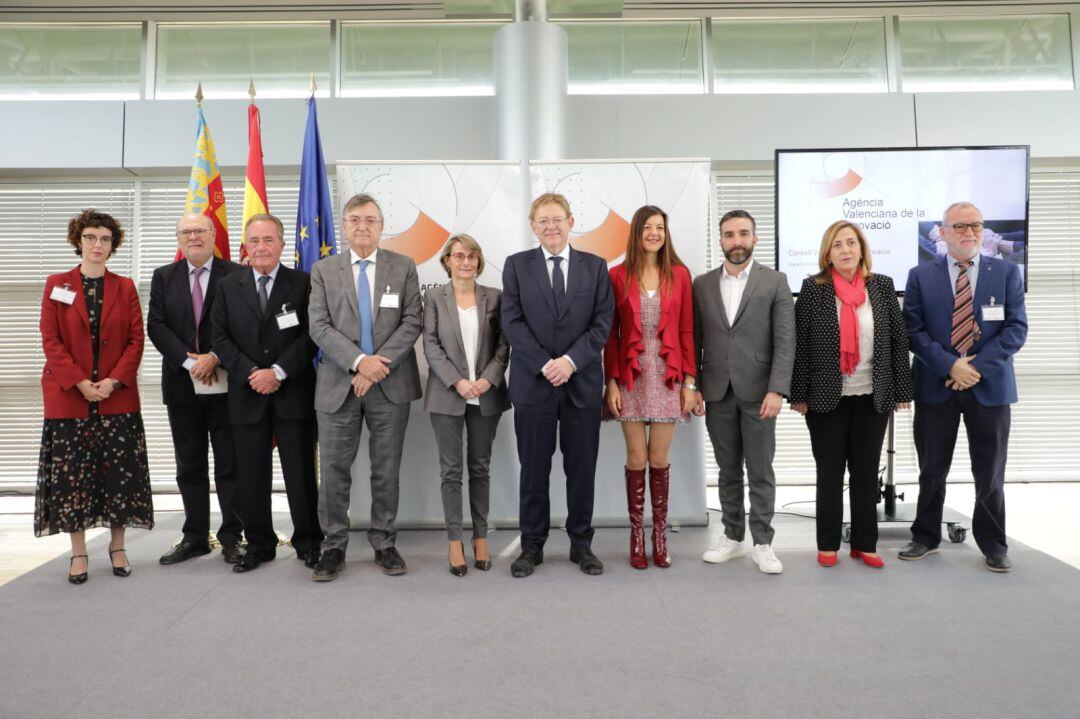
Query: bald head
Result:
<box><xmin>176</xmin><ymin>213</ymin><xmax>216</xmax><ymax>267</ymax></box>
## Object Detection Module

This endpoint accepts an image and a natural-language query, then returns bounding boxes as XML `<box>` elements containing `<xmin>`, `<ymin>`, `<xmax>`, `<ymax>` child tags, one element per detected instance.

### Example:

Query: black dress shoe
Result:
<box><xmin>232</xmin><ymin>549</ymin><xmax>275</xmax><ymax>573</ymax></box>
<box><xmin>510</xmin><ymin>549</ymin><xmax>543</xmax><ymax>578</ymax></box>
<box><xmin>472</xmin><ymin>538</ymin><xmax>492</xmax><ymax>571</ymax></box>
<box><xmin>109</xmin><ymin>547</ymin><xmax>131</xmax><ymax>577</ymax></box>
<box><xmin>374</xmin><ymin>547</ymin><xmax>407</xmax><ymax>575</ymax></box>
<box><xmin>986</xmin><ymin>553</ymin><xmax>1012</xmax><ymax>573</ymax></box>
<box><xmin>160</xmin><ymin>540</ymin><xmax>212</xmax><ymax>565</ymax></box>
<box><xmin>313</xmin><ymin>549</ymin><xmax>344</xmax><ymax>582</ymax></box>
<box><xmin>296</xmin><ymin>548</ymin><xmax>322</xmax><ymax>569</ymax></box>
<box><xmin>570</xmin><ymin>547</ymin><xmax>604</xmax><ymax>575</ymax></box>
<box><xmin>898</xmin><ymin>542</ymin><xmax>939</xmax><ymax>561</ymax></box>
<box><xmin>68</xmin><ymin>554</ymin><xmax>88</xmax><ymax>585</ymax></box>
<box><xmin>221</xmin><ymin>544</ymin><xmax>246</xmax><ymax>565</ymax></box>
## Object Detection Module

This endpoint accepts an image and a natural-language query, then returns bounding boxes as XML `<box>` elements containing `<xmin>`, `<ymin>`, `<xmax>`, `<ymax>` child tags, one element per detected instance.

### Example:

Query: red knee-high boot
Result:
<box><xmin>650</xmin><ymin>465</ymin><xmax>671</xmax><ymax>568</ymax></box>
<box><xmin>626</xmin><ymin>467</ymin><xmax>648</xmax><ymax>569</ymax></box>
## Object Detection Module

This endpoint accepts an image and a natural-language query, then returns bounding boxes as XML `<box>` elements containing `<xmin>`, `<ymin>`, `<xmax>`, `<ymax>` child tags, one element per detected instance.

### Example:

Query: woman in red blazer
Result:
<box><xmin>37</xmin><ymin>209</ymin><xmax>153</xmax><ymax>584</ymax></box>
<box><xmin>604</xmin><ymin>205</ymin><xmax>696</xmax><ymax>569</ymax></box>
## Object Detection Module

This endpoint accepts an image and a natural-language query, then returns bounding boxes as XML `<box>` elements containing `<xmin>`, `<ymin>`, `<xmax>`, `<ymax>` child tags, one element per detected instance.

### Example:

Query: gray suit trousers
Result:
<box><xmin>429</xmin><ymin>405</ymin><xmax>501</xmax><ymax>542</ymax></box>
<box><xmin>317</xmin><ymin>384</ymin><xmax>410</xmax><ymax>554</ymax></box>
<box><xmin>704</xmin><ymin>387</ymin><xmax>777</xmax><ymax>545</ymax></box>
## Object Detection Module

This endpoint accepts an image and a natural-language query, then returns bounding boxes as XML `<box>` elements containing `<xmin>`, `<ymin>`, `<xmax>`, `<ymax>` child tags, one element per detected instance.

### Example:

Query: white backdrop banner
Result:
<box><xmin>334</xmin><ymin>160</ymin><xmax>710</xmax><ymax>532</ymax></box>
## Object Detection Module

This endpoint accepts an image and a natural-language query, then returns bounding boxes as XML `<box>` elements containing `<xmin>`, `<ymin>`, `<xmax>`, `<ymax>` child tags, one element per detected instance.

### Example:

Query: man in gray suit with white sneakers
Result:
<box><xmin>692</xmin><ymin>209</ymin><xmax>795</xmax><ymax>574</ymax></box>
<box><xmin>308</xmin><ymin>193</ymin><xmax>423</xmax><ymax>581</ymax></box>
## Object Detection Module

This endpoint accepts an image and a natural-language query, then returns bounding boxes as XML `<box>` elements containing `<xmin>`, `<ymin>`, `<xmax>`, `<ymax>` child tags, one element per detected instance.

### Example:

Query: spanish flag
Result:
<box><xmin>239</xmin><ymin>101</ymin><xmax>269</xmax><ymax>265</ymax></box>
<box><xmin>183</xmin><ymin>106</ymin><xmax>231</xmax><ymax>260</ymax></box>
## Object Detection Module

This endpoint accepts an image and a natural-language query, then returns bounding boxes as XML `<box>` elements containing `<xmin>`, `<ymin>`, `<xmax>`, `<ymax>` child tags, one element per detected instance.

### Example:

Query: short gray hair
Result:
<box><xmin>943</xmin><ymin>202</ymin><xmax>981</xmax><ymax>225</ymax></box>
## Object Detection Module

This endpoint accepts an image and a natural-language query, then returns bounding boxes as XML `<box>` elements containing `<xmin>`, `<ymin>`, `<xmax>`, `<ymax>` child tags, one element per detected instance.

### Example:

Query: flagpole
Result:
<box><xmin>195</xmin><ymin>81</ymin><xmax>203</xmax><ymax>107</ymax></box>
<box><xmin>248</xmin><ymin>77</ymin><xmax>256</xmax><ymax>105</ymax></box>
<box><xmin>309</xmin><ymin>72</ymin><xmax>317</xmax><ymax>99</ymax></box>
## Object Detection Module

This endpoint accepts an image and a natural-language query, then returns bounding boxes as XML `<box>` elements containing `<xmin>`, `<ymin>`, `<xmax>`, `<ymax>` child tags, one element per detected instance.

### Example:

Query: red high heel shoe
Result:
<box><xmin>850</xmin><ymin>550</ymin><xmax>885</xmax><ymax>568</ymax></box>
<box><xmin>817</xmin><ymin>552</ymin><xmax>838</xmax><ymax>567</ymax></box>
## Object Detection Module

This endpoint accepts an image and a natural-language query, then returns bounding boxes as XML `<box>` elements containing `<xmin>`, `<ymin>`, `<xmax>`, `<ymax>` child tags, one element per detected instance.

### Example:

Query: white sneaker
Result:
<box><xmin>702</xmin><ymin>536</ymin><xmax>748</xmax><ymax>564</ymax></box>
<box><xmin>751</xmin><ymin>543</ymin><xmax>783</xmax><ymax>574</ymax></box>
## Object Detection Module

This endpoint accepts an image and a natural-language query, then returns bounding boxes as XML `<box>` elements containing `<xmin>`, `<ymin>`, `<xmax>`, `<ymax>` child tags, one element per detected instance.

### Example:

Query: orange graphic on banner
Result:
<box><xmin>571</xmin><ymin>210</ymin><xmax>631</xmax><ymax>262</ymax></box>
<box><xmin>380</xmin><ymin>210</ymin><xmax>451</xmax><ymax>265</ymax></box>
<box><xmin>810</xmin><ymin>169</ymin><xmax>863</xmax><ymax>199</ymax></box>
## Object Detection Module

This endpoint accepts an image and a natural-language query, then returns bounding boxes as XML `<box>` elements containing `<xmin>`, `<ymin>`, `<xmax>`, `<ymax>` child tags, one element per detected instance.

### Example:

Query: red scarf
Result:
<box><xmin>831</xmin><ymin>268</ymin><xmax>866</xmax><ymax>376</ymax></box>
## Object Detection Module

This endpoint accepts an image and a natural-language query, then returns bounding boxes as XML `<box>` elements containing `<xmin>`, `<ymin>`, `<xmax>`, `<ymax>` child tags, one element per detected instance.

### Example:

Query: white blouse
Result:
<box><xmin>837</xmin><ymin>297</ymin><xmax>874</xmax><ymax>397</ymax></box>
<box><xmin>458</xmin><ymin>304</ymin><xmax>480</xmax><ymax>406</ymax></box>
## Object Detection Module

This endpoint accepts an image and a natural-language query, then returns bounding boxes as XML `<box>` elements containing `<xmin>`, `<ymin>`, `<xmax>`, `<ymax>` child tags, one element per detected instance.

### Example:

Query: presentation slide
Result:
<box><xmin>775</xmin><ymin>146</ymin><xmax>1029</xmax><ymax>294</ymax></box>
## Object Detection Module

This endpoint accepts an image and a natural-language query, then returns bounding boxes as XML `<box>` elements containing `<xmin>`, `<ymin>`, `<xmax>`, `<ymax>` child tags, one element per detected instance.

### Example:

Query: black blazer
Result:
<box><xmin>500</xmin><ymin>247</ymin><xmax>614</xmax><ymax>409</ymax></box>
<box><xmin>210</xmin><ymin>265</ymin><xmax>317</xmax><ymax>425</ymax></box>
<box><xmin>147</xmin><ymin>257</ymin><xmax>243</xmax><ymax>406</ymax></box>
<box><xmin>790</xmin><ymin>273</ymin><xmax>913</xmax><ymax>414</ymax></box>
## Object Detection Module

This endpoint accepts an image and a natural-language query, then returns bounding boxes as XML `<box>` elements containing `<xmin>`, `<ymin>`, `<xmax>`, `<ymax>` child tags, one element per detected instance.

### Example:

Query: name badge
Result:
<box><xmin>276</xmin><ymin>306</ymin><xmax>300</xmax><ymax>330</ymax></box>
<box><xmin>379</xmin><ymin>291</ymin><xmax>400</xmax><ymax>309</ymax></box>
<box><xmin>982</xmin><ymin>305</ymin><xmax>1005</xmax><ymax>322</ymax></box>
<box><xmin>50</xmin><ymin>286</ymin><xmax>76</xmax><ymax>304</ymax></box>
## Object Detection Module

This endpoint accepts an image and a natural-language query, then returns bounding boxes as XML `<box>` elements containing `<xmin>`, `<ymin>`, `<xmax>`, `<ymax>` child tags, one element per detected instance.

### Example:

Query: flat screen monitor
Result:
<box><xmin>774</xmin><ymin>146</ymin><xmax>1030</xmax><ymax>294</ymax></box>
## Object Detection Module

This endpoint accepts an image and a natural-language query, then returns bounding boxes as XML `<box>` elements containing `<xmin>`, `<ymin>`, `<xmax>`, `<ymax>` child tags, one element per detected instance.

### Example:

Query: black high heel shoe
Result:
<box><xmin>449</xmin><ymin>541</ymin><xmax>467</xmax><ymax>577</ymax></box>
<box><xmin>69</xmin><ymin>554</ymin><xmax>88</xmax><ymax>585</ymax></box>
<box><xmin>472</xmin><ymin>538</ymin><xmax>492</xmax><ymax>571</ymax></box>
<box><xmin>109</xmin><ymin>547</ymin><xmax>132</xmax><ymax>578</ymax></box>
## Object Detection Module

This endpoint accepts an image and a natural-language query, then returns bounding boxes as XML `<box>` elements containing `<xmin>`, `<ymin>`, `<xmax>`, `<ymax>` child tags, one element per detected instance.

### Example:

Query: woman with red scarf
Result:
<box><xmin>790</xmin><ymin>221</ymin><xmax>912</xmax><ymax>569</ymax></box>
<box><xmin>604</xmin><ymin>206</ymin><xmax>696</xmax><ymax>569</ymax></box>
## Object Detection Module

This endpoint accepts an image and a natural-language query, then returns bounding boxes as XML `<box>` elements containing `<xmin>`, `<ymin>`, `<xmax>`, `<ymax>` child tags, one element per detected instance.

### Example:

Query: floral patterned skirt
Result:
<box><xmin>34</xmin><ymin>412</ymin><xmax>154</xmax><ymax>537</ymax></box>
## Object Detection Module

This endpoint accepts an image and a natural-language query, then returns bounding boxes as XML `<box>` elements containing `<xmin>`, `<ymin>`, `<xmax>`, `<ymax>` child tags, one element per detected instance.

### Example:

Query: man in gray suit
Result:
<box><xmin>692</xmin><ymin>209</ymin><xmax>795</xmax><ymax>574</ymax></box>
<box><xmin>308</xmin><ymin>193</ymin><xmax>423</xmax><ymax>580</ymax></box>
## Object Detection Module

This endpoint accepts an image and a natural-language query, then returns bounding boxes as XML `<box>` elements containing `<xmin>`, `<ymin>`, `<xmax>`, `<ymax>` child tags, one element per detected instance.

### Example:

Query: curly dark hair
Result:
<box><xmin>67</xmin><ymin>208</ymin><xmax>125</xmax><ymax>257</ymax></box>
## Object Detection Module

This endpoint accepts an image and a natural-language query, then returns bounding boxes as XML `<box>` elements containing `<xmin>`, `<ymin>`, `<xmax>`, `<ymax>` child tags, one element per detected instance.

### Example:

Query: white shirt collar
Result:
<box><xmin>350</xmin><ymin>248</ymin><xmax>378</xmax><ymax>265</ymax></box>
<box><xmin>542</xmin><ymin>243</ymin><xmax>570</xmax><ymax>263</ymax></box>
<box><xmin>253</xmin><ymin>263</ymin><xmax>281</xmax><ymax>282</ymax></box>
<box><xmin>186</xmin><ymin>256</ymin><xmax>213</xmax><ymax>275</ymax></box>
<box><xmin>722</xmin><ymin>258</ymin><xmax>753</xmax><ymax>280</ymax></box>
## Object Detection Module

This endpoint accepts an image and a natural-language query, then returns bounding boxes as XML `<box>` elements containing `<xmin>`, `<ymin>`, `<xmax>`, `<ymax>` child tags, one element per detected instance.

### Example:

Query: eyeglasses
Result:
<box><xmin>449</xmin><ymin>252</ymin><xmax>478</xmax><ymax>263</ymax></box>
<box><xmin>534</xmin><ymin>217</ymin><xmax>567</xmax><ymax>228</ymax></box>
<box><xmin>344</xmin><ymin>217</ymin><xmax>383</xmax><ymax>227</ymax></box>
<box><xmin>81</xmin><ymin>234</ymin><xmax>113</xmax><ymax>245</ymax></box>
<box><xmin>949</xmin><ymin>222</ymin><xmax>984</xmax><ymax>234</ymax></box>
<box><xmin>177</xmin><ymin>228</ymin><xmax>210</xmax><ymax>238</ymax></box>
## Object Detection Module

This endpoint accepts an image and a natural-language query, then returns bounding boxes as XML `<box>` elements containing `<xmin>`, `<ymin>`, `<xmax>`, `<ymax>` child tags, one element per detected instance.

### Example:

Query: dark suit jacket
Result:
<box><xmin>790</xmin><ymin>273</ymin><xmax>913</xmax><ymax>414</ymax></box>
<box><xmin>604</xmin><ymin>263</ymin><xmax>695</xmax><ymax>391</ymax></box>
<box><xmin>147</xmin><ymin>257</ymin><xmax>243</xmax><ymax>406</ymax></box>
<box><xmin>422</xmin><ymin>281</ymin><xmax>510</xmax><ymax>417</ymax></box>
<box><xmin>501</xmin><ymin>246</ymin><xmax>614</xmax><ymax>409</ymax></box>
<box><xmin>210</xmin><ymin>264</ymin><xmax>317</xmax><ymax>425</ymax></box>
<box><xmin>903</xmin><ymin>255</ymin><xmax>1027</xmax><ymax>407</ymax></box>
<box><xmin>40</xmin><ymin>266</ymin><xmax>144</xmax><ymax>419</ymax></box>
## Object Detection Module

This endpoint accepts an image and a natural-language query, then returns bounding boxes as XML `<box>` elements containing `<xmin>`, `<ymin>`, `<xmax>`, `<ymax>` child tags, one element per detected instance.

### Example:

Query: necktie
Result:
<box><xmin>551</xmin><ymin>256</ymin><xmax>565</xmax><ymax>314</ymax></box>
<box><xmin>357</xmin><ymin>260</ymin><xmax>374</xmax><ymax>355</ymax></box>
<box><xmin>191</xmin><ymin>266</ymin><xmax>206</xmax><ymax>352</ymax></box>
<box><xmin>951</xmin><ymin>259</ymin><xmax>975</xmax><ymax>354</ymax></box>
<box><xmin>257</xmin><ymin>274</ymin><xmax>270</xmax><ymax>315</ymax></box>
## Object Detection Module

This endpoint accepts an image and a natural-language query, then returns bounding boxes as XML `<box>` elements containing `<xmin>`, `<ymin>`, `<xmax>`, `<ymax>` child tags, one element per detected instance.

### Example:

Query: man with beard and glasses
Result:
<box><xmin>691</xmin><ymin>209</ymin><xmax>795</xmax><ymax>574</ymax></box>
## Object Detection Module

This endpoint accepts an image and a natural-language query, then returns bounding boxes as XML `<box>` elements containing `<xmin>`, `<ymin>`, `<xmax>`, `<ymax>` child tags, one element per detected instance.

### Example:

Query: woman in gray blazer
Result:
<box><xmin>423</xmin><ymin>234</ymin><xmax>510</xmax><ymax>576</ymax></box>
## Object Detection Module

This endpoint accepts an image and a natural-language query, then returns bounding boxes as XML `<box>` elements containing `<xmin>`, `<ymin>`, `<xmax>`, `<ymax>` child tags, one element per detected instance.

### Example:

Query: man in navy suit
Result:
<box><xmin>901</xmin><ymin>202</ymin><xmax>1027</xmax><ymax>572</ymax></box>
<box><xmin>501</xmin><ymin>193</ymin><xmax>614</xmax><ymax>577</ymax></box>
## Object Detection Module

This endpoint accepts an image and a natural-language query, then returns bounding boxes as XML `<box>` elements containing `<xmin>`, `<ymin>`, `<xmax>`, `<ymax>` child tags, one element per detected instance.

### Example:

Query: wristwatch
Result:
<box><xmin>683</xmin><ymin>381</ymin><xmax>697</xmax><ymax>391</ymax></box>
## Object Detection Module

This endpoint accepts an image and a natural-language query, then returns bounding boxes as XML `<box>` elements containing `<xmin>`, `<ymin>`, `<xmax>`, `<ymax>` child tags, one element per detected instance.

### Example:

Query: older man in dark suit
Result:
<box><xmin>211</xmin><ymin>214</ymin><xmax>323</xmax><ymax>573</ymax></box>
<box><xmin>501</xmin><ymin>192</ymin><xmax>614</xmax><ymax>577</ymax></box>
<box><xmin>901</xmin><ymin>201</ymin><xmax>1028</xmax><ymax>572</ymax></box>
<box><xmin>148</xmin><ymin>213</ymin><xmax>245</xmax><ymax>566</ymax></box>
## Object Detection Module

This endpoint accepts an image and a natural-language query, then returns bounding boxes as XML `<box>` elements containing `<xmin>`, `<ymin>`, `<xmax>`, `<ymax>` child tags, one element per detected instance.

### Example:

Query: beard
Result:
<box><xmin>722</xmin><ymin>244</ymin><xmax>754</xmax><ymax>264</ymax></box>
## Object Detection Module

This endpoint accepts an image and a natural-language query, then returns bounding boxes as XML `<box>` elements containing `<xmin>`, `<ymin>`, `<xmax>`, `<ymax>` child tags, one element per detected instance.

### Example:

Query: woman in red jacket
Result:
<box><xmin>36</xmin><ymin>209</ymin><xmax>153</xmax><ymax>584</ymax></box>
<box><xmin>604</xmin><ymin>205</ymin><xmax>697</xmax><ymax>569</ymax></box>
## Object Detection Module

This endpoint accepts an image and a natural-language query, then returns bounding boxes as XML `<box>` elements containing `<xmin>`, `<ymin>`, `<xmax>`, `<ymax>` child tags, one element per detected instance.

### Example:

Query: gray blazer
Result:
<box><xmin>422</xmin><ymin>282</ymin><xmax>510</xmax><ymax>417</ymax></box>
<box><xmin>692</xmin><ymin>261</ymin><xmax>795</xmax><ymax>402</ymax></box>
<box><xmin>309</xmin><ymin>248</ymin><xmax>423</xmax><ymax>413</ymax></box>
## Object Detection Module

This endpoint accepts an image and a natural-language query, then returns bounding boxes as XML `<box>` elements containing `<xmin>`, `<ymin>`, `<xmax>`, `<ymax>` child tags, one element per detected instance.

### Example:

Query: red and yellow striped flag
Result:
<box><xmin>239</xmin><ymin>102</ymin><xmax>269</xmax><ymax>265</ymax></box>
<box><xmin>182</xmin><ymin>105</ymin><xmax>231</xmax><ymax>260</ymax></box>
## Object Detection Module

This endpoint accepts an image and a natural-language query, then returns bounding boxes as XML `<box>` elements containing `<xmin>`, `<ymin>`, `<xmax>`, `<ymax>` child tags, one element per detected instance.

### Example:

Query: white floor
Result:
<box><xmin>3</xmin><ymin>481</ymin><xmax>1078</xmax><ymax>587</ymax></box>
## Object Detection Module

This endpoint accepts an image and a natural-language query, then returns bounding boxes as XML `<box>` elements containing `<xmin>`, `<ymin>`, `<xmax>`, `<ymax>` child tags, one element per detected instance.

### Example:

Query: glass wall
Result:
<box><xmin>563</xmin><ymin>20</ymin><xmax>704</xmax><ymax>94</ymax></box>
<box><xmin>0</xmin><ymin>24</ymin><xmax>141</xmax><ymax>100</ymax></box>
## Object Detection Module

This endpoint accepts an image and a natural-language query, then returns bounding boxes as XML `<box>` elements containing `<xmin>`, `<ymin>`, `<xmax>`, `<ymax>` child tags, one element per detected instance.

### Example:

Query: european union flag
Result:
<box><xmin>295</xmin><ymin>96</ymin><xmax>336</xmax><ymax>272</ymax></box>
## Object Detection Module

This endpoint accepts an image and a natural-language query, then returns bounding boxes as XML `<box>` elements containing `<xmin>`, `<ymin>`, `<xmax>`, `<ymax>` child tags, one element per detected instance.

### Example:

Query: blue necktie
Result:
<box><xmin>551</xmin><ymin>256</ymin><xmax>565</xmax><ymax>313</ymax></box>
<box><xmin>357</xmin><ymin>260</ymin><xmax>374</xmax><ymax>355</ymax></box>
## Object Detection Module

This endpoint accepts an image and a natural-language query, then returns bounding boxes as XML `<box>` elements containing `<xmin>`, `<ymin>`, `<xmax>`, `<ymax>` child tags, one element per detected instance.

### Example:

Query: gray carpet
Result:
<box><xmin>3</xmin><ymin>515</ymin><xmax>1079</xmax><ymax>719</ymax></box>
